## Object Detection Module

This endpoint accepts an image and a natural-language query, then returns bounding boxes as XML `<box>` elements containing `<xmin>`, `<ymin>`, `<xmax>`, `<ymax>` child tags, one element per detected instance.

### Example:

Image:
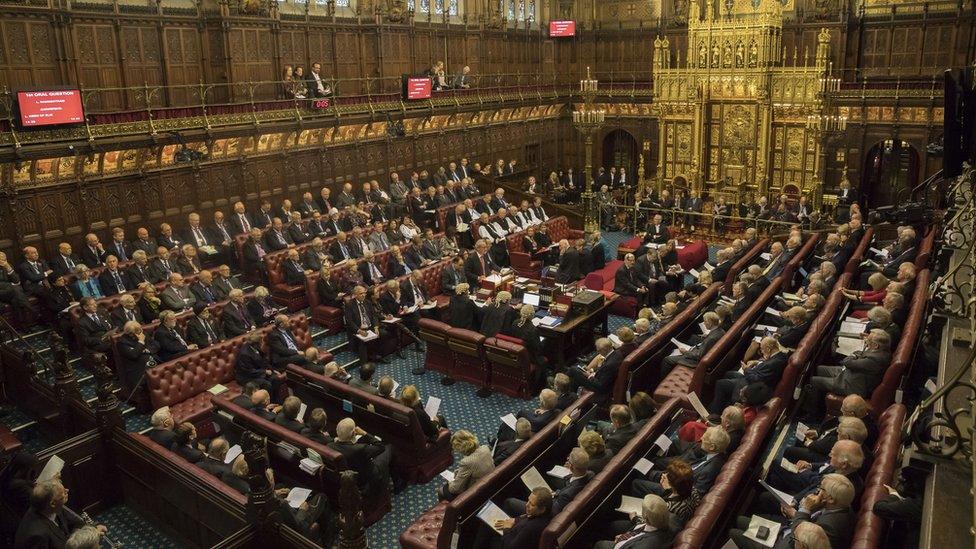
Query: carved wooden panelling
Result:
<box><xmin>122</xmin><ymin>26</ymin><xmax>164</xmax><ymax>108</ymax></box>
<box><xmin>0</xmin><ymin>20</ymin><xmax>59</xmax><ymax>89</ymax></box>
<box><xmin>75</xmin><ymin>24</ymin><xmax>123</xmax><ymax>110</ymax></box>
<box><xmin>334</xmin><ymin>32</ymin><xmax>361</xmax><ymax>89</ymax></box>
<box><xmin>384</xmin><ymin>31</ymin><xmax>412</xmax><ymax>86</ymax></box>
<box><xmin>279</xmin><ymin>30</ymin><xmax>308</xmax><ymax>70</ymax></box>
<box><xmin>165</xmin><ymin>27</ymin><xmax>203</xmax><ymax>106</ymax></box>
<box><xmin>228</xmin><ymin>28</ymin><xmax>275</xmax><ymax>98</ymax></box>
<box><xmin>306</xmin><ymin>31</ymin><xmax>333</xmax><ymax>74</ymax></box>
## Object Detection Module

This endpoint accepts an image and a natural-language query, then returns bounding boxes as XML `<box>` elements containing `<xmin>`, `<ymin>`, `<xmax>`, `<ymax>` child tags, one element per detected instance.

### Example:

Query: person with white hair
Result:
<box><xmin>504</xmin><ymin>447</ymin><xmax>593</xmax><ymax>516</ymax></box>
<box><xmin>328</xmin><ymin>418</ymin><xmax>393</xmax><ymax>497</ymax></box>
<box><xmin>15</xmin><ymin>479</ymin><xmax>106</xmax><ymax>548</ymax></box>
<box><xmin>799</xmin><ymin>329</ymin><xmax>891</xmax><ymax>420</ymax></box>
<box><xmin>762</xmin><ymin>439</ymin><xmax>864</xmax><ymax>518</ymax></box>
<box><xmin>709</xmin><ymin>336</ymin><xmax>787</xmax><ymax>413</ymax></box>
<box><xmin>148</xmin><ymin>406</ymin><xmax>175</xmax><ymax>448</ymax></box>
<box><xmin>594</xmin><ymin>494</ymin><xmax>674</xmax><ymax>548</ymax></box>
<box><xmin>660</xmin><ymin>311</ymin><xmax>725</xmax><ymax>376</ymax></box>
<box><xmin>632</xmin><ymin>426</ymin><xmax>730</xmax><ymax>498</ymax></box>
<box><xmin>568</xmin><ymin>337</ymin><xmax>622</xmax><ymax>402</ymax></box>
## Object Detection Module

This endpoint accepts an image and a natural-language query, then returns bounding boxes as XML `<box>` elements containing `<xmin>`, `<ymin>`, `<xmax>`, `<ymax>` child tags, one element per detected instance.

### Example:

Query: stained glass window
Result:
<box><xmin>331</xmin><ymin>0</ymin><xmax>350</xmax><ymax>5</ymax></box>
<box><xmin>448</xmin><ymin>0</ymin><xmax>459</xmax><ymax>14</ymax></box>
<box><xmin>420</xmin><ymin>0</ymin><xmax>430</xmax><ymax>12</ymax></box>
<box><xmin>407</xmin><ymin>0</ymin><xmax>415</xmax><ymax>9</ymax></box>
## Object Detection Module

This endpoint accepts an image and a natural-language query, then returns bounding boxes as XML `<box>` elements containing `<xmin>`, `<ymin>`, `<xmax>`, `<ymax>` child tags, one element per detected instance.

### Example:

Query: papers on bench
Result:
<box><xmin>839</xmin><ymin>320</ymin><xmax>867</xmax><ymax>336</ymax></box>
<box><xmin>425</xmin><ymin>396</ymin><xmax>442</xmax><ymax>419</ymax></box>
<box><xmin>355</xmin><ymin>330</ymin><xmax>379</xmax><ymax>341</ymax></box>
<box><xmin>439</xmin><ymin>469</ymin><xmax>456</xmax><ymax>483</ymax></box>
<box><xmin>653</xmin><ymin>434</ymin><xmax>672</xmax><ymax>455</ymax></box>
<box><xmin>300</xmin><ymin>457</ymin><xmax>322</xmax><ymax>474</ymax></box>
<box><xmin>476</xmin><ymin>500</ymin><xmax>511</xmax><ymax>535</ymax></box>
<box><xmin>38</xmin><ymin>455</ymin><xmax>64</xmax><ymax>483</ymax></box>
<box><xmin>764</xmin><ymin>307</ymin><xmax>781</xmax><ymax>317</ymax></box>
<box><xmin>670</xmin><ymin>338</ymin><xmax>692</xmax><ymax>352</ymax></box>
<box><xmin>520</xmin><ymin>466</ymin><xmax>550</xmax><ymax>492</ymax></box>
<box><xmin>633</xmin><ymin>457</ymin><xmax>654</xmax><ymax>476</ymax></box>
<box><xmin>547</xmin><ymin>465</ymin><xmax>572</xmax><ymax>479</ymax></box>
<box><xmin>688</xmin><ymin>392</ymin><xmax>710</xmax><ymax>421</ymax></box>
<box><xmin>744</xmin><ymin>515</ymin><xmax>782</xmax><ymax>547</ymax></box>
<box><xmin>500</xmin><ymin>413</ymin><xmax>518</xmax><ymax>431</ymax></box>
<box><xmin>760</xmin><ymin>252</ymin><xmax>772</xmax><ymax>260</ymax></box>
<box><xmin>485</xmin><ymin>274</ymin><xmax>503</xmax><ymax>284</ymax></box>
<box><xmin>615</xmin><ymin>495</ymin><xmax>645</xmax><ymax>516</ymax></box>
<box><xmin>286</xmin><ymin>487</ymin><xmax>313</xmax><ymax>509</ymax></box>
<box><xmin>224</xmin><ymin>445</ymin><xmax>243</xmax><ymax>464</ymax></box>
<box><xmin>759</xmin><ymin>479</ymin><xmax>796</xmax><ymax>507</ymax></box>
<box><xmin>207</xmin><ymin>383</ymin><xmax>229</xmax><ymax>395</ymax></box>
<box><xmin>836</xmin><ymin>336</ymin><xmax>866</xmax><ymax>356</ymax></box>
<box><xmin>539</xmin><ymin>316</ymin><xmax>561</xmax><ymax>327</ymax></box>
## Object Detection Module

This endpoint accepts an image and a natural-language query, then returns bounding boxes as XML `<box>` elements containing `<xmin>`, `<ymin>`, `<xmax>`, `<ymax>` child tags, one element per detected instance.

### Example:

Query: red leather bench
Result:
<box><xmin>483</xmin><ymin>335</ymin><xmax>539</xmax><ymax>399</ymax></box>
<box><xmin>146</xmin><ymin>314</ymin><xmax>329</xmax><ymax>425</ymax></box>
<box><xmin>419</xmin><ymin>318</ymin><xmax>454</xmax><ymax>378</ymax></box>
<box><xmin>285</xmin><ymin>365</ymin><xmax>453</xmax><ymax>484</ymax></box>
<box><xmin>399</xmin><ymin>393</ymin><xmax>596</xmax><ymax>549</ymax></box>
<box><xmin>851</xmin><ymin>403</ymin><xmax>907</xmax><ymax>549</ymax></box>
<box><xmin>539</xmin><ymin>398</ymin><xmax>681</xmax><ymax>547</ymax></box>
<box><xmin>672</xmin><ymin>397</ymin><xmax>785</xmax><ymax>548</ymax></box>
<box><xmin>446</xmin><ymin>327</ymin><xmax>490</xmax><ymax>390</ymax></box>
<box><xmin>617</xmin><ymin>237</ymin><xmax>709</xmax><ymax>270</ymax></box>
<box><xmin>825</xmin><ymin>269</ymin><xmax>930</xmax><ymax>416</ymax></box>
<box><xmin>210</xmin><ymin>395</ymin><xmax>392</xmax><ymax>526</ymax></box>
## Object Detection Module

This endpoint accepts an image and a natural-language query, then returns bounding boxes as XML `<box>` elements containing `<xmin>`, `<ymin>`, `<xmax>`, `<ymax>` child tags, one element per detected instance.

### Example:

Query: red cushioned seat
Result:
<box><xmin>306</xmin><ymin>274</ymin><xmax>343</xmax><ymax>334</ymax></box>
<box><xmin>399</xmin><ymin>501</ymin><xmax>448</xmax><ymax>549</ymax></box>
<box><xmin>652</xmin><ymin>364</ymin><xmax>695</xmax><ymax>405</ymax></box>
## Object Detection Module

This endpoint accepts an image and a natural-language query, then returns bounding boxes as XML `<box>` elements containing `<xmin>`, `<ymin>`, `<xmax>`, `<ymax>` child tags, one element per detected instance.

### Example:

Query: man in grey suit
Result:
<box><xmin>603</xmin><ymin>404</ymin><xmax>642</xmax><ymax>454</ymax></box>
<box><xmin>160</xmin><ymin>272</ymin><xmax>198</xmax><ymax>312</ymax></box>
<box><xmin>800</xmin><ymin>329</ymin><xmax>891</xmax><ymax>420</ymax></box>
<box><xmin>659</xmin><ymin>312</ymin><xmax>725</xmax><ymax>377</ymax></box>
<box><xmin>441</xmin><ymin>256</ymin><xmax>464</xmax><ymax>296</ymax></box>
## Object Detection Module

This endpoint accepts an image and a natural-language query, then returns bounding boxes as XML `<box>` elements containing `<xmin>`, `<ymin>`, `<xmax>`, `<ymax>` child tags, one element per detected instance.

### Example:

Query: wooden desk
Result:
<box><xmin>538</xmin><ymin>294</ymin><xmax>617</xmax><ymax>370</ymax></box>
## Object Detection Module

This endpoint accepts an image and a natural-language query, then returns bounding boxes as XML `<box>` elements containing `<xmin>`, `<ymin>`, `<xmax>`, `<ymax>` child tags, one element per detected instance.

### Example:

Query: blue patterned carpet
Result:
<box><xmin>93</xmin><ymin>505</ymin><xmax>182</xmax><ymax>548</ymax></box>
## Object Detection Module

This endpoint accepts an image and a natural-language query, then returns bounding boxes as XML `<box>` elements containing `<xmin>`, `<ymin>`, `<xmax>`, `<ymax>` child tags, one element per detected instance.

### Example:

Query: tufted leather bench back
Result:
<box><xmin>539</xmin><ymin>398</ymin><xmax>682</xmax><ymax>548</ymax></box>
<box><xmin>851</xmin><ymin>403</ymin><xmax>906</xmax><ymax>549</ymax></box>
<box><xmin>672</xmin><ymin>397</ymin><xmax>784</xmax><ymax>548</ymax></box>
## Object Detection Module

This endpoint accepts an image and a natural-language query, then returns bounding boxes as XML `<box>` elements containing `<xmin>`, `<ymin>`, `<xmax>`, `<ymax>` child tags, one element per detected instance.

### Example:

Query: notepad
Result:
<box><xmin>780</xmin><ymin>458</ymin><xmax>799</xmax><ymax>473</ymax></box>
<box><xmin>300</xmin><ymin>457</ymin><xmax>323</xmax><ymax>474</ymax></box>
<box><xmin>297</xmin><ymin>402</ymin><xmax>308</xmax><ymax>423</ymax></box>
<box><xmin>500</xmin><ymin>413</ymin><xmax>518</xmax><ymax>431</ymax></box>
<box><xmin>836</xmin><ymin>336</ymin><xmax>865</xmax><ymax>356</ymax></box>
<box><xmin>307</xmin><ymin>447</ymin><xmax>323</xmax><ymax>465</ymax></box>
<box><xmin>224</xmin><ymin>445</ymin><xmax>243</xmax><ymax>464</ymax></box>
<box><xmin>208</xmin><ymin>384</ymin><xmax>229</xmax><ymax>395</ymax></box>
<box><xmin>670</xmin><ymin>338</ymin><xmax>692</xmax><ymax>352</ymax></box>
<box><xmin>688</xmin><ymin>392</ymin><xmax>710</xmax><ymax>420</ymax></box>
<box><xmin>794</xmin><ymin>422</ymin><xmax>810</xmax><ymax>440</ymax></box>
<box><xmin>476</xmin><ymin>500</ymin><xmax>511</xmax><ymax>535</ymax></box>
<box><xmin>653</xmin><ymin>434</ymin><xmax>672</xmax><ymax>455</ymax></box>
<box><xmin>840</xmin><ymin>321</ymin><xmax>867</xmax><ymax>334</ymax></box>
<box><xmin>615</xmin><ymin>495</ymin><xmax>645</xmax><ymax>516</ymax></box>
<box><xmin>286</xmin><ymin>487</ymin><xmax>313</xmax><ymax>509</ymax></box>
<box><xmin>520</xmin><ymin>466</ymin><xmax>550</xmax><ymax>491</ymax></box>
<box><xmin>440</xmin><ymin>469</ymin><xmax>456</xmax><ymax>482</ymax></box>
<box><xmin>764</xmin><ymin>307</ymin><xmax>782</xmax><ymax>317</ymax></box>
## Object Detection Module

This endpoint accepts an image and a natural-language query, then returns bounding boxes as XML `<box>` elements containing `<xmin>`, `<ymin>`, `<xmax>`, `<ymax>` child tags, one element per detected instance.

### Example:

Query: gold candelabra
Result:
<box><xmin>572</xmin><ymin>67</ymin><xmax>606</xmax><ymax>233</ymax></box>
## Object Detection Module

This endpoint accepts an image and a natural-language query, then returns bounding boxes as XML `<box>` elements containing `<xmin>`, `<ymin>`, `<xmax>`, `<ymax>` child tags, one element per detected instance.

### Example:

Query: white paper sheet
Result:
<box><xmin>38</xmin><ymin>455</ymin><xmax>64</xmax><ymax>483</ymax></box>
<box><xmin>744</xmin><ymin>514</ymin><xmax>782</xmax><ymax>547</ymax></box>
<box><xmin>794</xmin><ymin>422</ymin><xmax>810</xmax><ymax>440</ymax></box>
<box><xmin>425</xmin><ymin>396</ymin><xmax>442</xmax><ymax>419</ymax></box>
<box><xmin>760</xmin><ymin>253</ymin><xmax>772</xmax><ymax>260</ymax></box>
<box><xmin>689</xmin><ymin>269</ymin><xmax>701</xmax><ymax>279</ymax></box>
<box><xmin>840</xmin><ymin>321</ymin><xmax>867</xmax><ymax>334</ymax></box>
<box><xmin>654</xmin><ymin>434</ymin><xmax>672</xmax><ymax>454</ymax></box>
<box><xmin>633</xmin><ymin>457</ymin><xmax>654</xmax><ymax>475</ymax></box>
<box><xmin>547</xmin><ymin>465</ymin><xmax>572</xmax><ymax>479</ymax></box>
<box><xmin>764</xmin><ymin>307</ymin><xmax>781</xmax><ymax>317</ymax></box>
<box><xmin>500</xmin><ymin>413</ymin><xmax>518</xmax><ymax>431</ymax></box>
<box><xmin>780</xmin><ymin>458</ymin><xmax>799</xmax><ymax>473</ymax></box>
<box><xmin>476</xmin><ymin>500</ymin><xmax>511</xmax><ymax>535</ymax></box>
<box><xmin>836</xmin><ymin>336</ymin><xmax>866</xmax><ymax>356</ymax></box>
<box><xmin>440</xmin><ymin>469</ymin><xmax>456</xmax><ymax>482</ymax></box>
<box><xmin>615</xmin><ymin>495</ymin><xmax>645</xmax><ymax>516</ymax></box>
<box><xmin>297</xmin><ymin>402</ymin><xmax>308</xmax><ymax>423</ymax></box>
<box><xmin>759</xmin><ymin>479</ymin><xmax>796</xmax><ymax>507</ymax></box>
<box><xmin>670</xmin><ymin>338</ymin><xmax>692</xmax><ymax>352</ymax></box>
<box><xmin>286</xmin><ymin>487</ymin><xmax>313</xmax><ymax>509</ymax></box>
<box><xmin>520</xmin><ymin>466</ymin><xmax>550</xmax><ymax>491</ymax></box>
<box><xmin>224</xmin><ymin>444</ymin><xmax>243</xmax><ymax>464</ymax></box>
<box><xmin>688</xmin><ymin>392</ymin><xmax>710</xmax><ymax>420</ymax></box>
<box><xmin>355</xmin><ymin>330</ymin><xmax>379</xmax><ymax>341</ymax></box>
<box><xmin>608</xmin><ymin>334</ymin><xmax>623</xmax><ymax>348</ymax></box>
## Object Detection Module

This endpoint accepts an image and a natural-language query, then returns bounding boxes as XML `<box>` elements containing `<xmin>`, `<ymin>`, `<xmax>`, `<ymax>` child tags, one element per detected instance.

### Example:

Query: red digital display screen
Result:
<box><xmin>406</xmin><ymin>78</ymin><xmax>433</xmax><ymax>100</ymax></box>
<box><xmin>549</xmin><ymin>21</ymin><xmax>576</xmax><ymax>37</ymax></box>
<box><xmin>17</xmin><ymin>90</ymin><xmax>85</xmax><ymax>127</ymax></box>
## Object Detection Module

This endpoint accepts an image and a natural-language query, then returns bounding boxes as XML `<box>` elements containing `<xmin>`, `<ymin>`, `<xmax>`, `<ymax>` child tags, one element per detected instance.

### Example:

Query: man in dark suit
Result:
<box><xmin>49</xmin><ymin>242</ymin><xmax>82</xmax><ymax>278</ymax></box>
<box><xmin>213</xmin><ymin>264</ymin><xmax>243</xmax><ymax>299</ymax></box>
<box><xmin>80</xmin><ymin>233</ymin><xmax>108</xmax><ymax>268</ymax></box>
<box><xmin>185</xmin><ymin>303</ymin><xmax>223</xmax><ymax>349</ymax></box>
<box><xmin>660</xmin><ymin>312</ymin><xmax>725</xmax><ymax>377</ymax></box>
<box><xmin>76</xmin><ymin>297</ymin><xmax>113</xmax><ymax>354</ymax></box>
<box><xmin>515</xmin><ymin>389</ymin><xmax>561</xmax><ymax>433</ymax></box>
<box><xmin>329</xmin><ymin>232</ymin><xmax>354</xmax><ymax>264</ymax></box>
<box><xmin>281</xmin><ymin>249</ymin><xmax>310</xmax><ymax>287</ymax></box>
<box><xmin>569</xmin><ymin>338</ymin><xmax>622</xmax><ymax>403</ymax></box>
<box><xmin>14</xmin><ymin>479</ymin><xmax>89</xmax><ymax>549</ymax></box>
<box><xmin>490</xmin><ymin>487</ymin><xmax>553</xmax><ymax>549</ymax></box>
<box><xmin>614</xmin><ymin>254</ymin><xmax>648</xmax><ymax>308</ymax></box>
<box><xmin>274</xmin><ymin>396</ymin><xmax>306</xmax><ymax>433</ymax></box>
<box><xmin>709</xmin><ymin>336</ymin><xmax>787</xmax><ymax>413</ymax></box>
<box><xmin>800</xmin><ymin>329</ymin><xmax>891</xmax><ymax>420</ymax></box>
<box><xmin>632</xmin><ymin>426</ymin><xmax>730</xmax><ymax>497</ymax></box>
<box><xmin>267</xmin><ymin>314</ymin><xmax>309</xmax><ymax>369</ymax></box>
<box><xmin>150</xmin><ymin>247</ymin><xmax>178</xmax><ymax>284</ymax></box>
<box><xmin>555</xmin><ymin>239</ymin><xmax>581</xmax><ymax>284</ymax></box>
<box><xmin>344</xmin><ymin>285</ymin><xmax>382</xmax><ymax>364</ymax></box>
<box><xmin>604</xmin><ymin>404</ymin><xmax>642</xmax><ymax>454</ymax></box>
<box><xmin>234</xmin><ymin>331</ymin><xmax>276</xmax><ymax>392</ymax></box>
<box><xmin>504</xmin><ymin>448</ymin><xmax>592</xmax><ymax>516</ymax></box>
<box><xmin>156</xmin><ymin>223</ymin><xmax>182</xmax><ymax>251</ymax></box>
<box><xmin>222</xmin><ymin>290</ymin><xmax>257</xmax><ymax>337</ymax></box>
<box><xmin>593</xmin><ymin>494</ymin><xmax>675</xmax><ymax>549</ymax></box>
<box><xmin>358</xmin><ymin>251</ymin><xmax>386</xmax><ymax>287</ymax></box>
<box><xmin>198</xmin><ymin>438</ymin><xmax>233</xmax><ymax>479</ymax></box>
<box><xmin>229</xmin><ymin>202</ymin><xmax>254</xmax><ymax>236</ymax></box>
<box><xmin>154</xmin><ymin>310</ymin><xmax>196</xmax><ymax>361</ymax></box>
<box><xmin>442</xmin><ymin>256</ymin><xmax>465</xmax><ymax>296</ymax></box>
<box><xmin>464</xmin><ymin>240</ymin><xmax>498</xmax><ymax>289</ymax></box>
<box><xmin>252</xmin><ymin>200</ymin><xmax>275</xmax><ymax>229</ymax></box>
<box><xmin>241</xmin><ymin>229</ymin><xmax>270</xmax><ymax>282</ymax></box>
<box><xmin>263</xmin><ymin>218</ymin><xmax>293</xmax><ymax>251</ymax></box>
<box><xmin>109</xmin><ymin>294</ymin><xmax>145</xmax><ymax>328</ymax></box>
<box><xmin>489</xmin><ymin>188</ymin><xmax>510</xmax><ymax>211</ymax></box>
<box><xmin>493</xmin><ymin>417</ymin><xmax>533</xmax><ymax>465</ymax></box>
<box><xmin>16</xmin><ymin>246</ymin><xmax>49</xmax><ymax>297</ymax></box>
<box><xmin>131</xmin><ymin>228</ymin><xmax>158</xmax><ymax>257</ymax></box>
<box><xmin>125</xmin><ymin>251</ymin><xmax>154</xmax><ymax>286</ymax></box>
<box><xmin>97</xmin><ymin>255</ymin><xmax>132</xmax><ymax>296</ymax></box>
<box><xmin>328</xmin><ymin>418</ymin><xmax>392</xmax><ymax>498</ymax></box>
<box><xmin>106</xmin><ymin>227</ymin><xmax>132</xmax><ymax>263</ymax></box>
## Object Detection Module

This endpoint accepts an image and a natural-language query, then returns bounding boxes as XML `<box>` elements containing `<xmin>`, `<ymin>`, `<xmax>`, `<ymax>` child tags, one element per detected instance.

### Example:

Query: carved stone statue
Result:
<box><xmin>735</xmin><ymin>42</ymin><xmax>745</xmax><ymax>67</ymax></box>
<box><xmin>748</xmin><ymin>41</ymin><xmax>759</xmax><ymax>67</ymax></box>
<box><xmin>699</xmin><ymin>43</ymin><xmax>708</xmax><ymax>67</ymax></box>
<box><xmin>723</xmin><ymin>43</ymin><xmax>733</xmax><ymax>67</ymax></box>
<box><xmin>711</xmin><ymin>43</ymin><xmax>720</xmax><ymax>67</ymax></box>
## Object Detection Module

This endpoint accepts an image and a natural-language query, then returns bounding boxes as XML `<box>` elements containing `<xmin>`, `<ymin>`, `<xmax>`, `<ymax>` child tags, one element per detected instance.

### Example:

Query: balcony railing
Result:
<box><xmin>0</xmin><ymin>71</ymin><xmax>654</xmax><ymax>149</ymax></box>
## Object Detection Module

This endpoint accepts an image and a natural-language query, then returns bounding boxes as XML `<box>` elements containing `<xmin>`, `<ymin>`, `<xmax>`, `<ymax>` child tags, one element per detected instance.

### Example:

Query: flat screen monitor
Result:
<box><xmin>17</xmin><ymin>90</ymin><xmax>85</xmax><ymax>127</ymax></box>
<box><xmin>549</xmin><ymin>21</ymin><xmax>576</xmax><ymax>37</ymax></box>
<box><xmin>404</xmin><ymin>77</ymin><xmax>433</xmax><ymax>100</ymax></box>
<box><xmin>523</xmin><ymin>293</ymin><xmax>541</xmax><ymax>307</ymax></box>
